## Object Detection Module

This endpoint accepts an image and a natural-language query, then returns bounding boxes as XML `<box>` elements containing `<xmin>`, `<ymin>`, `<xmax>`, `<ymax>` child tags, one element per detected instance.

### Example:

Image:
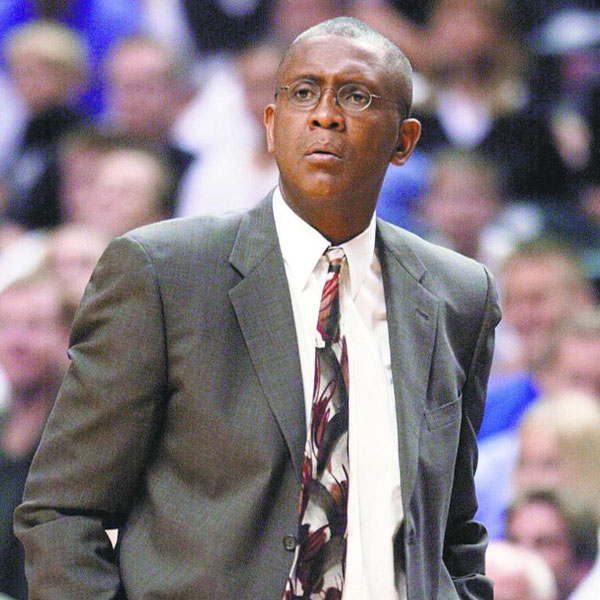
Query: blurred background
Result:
<box><xmin>0</xmin><ymin>2</ymin><xmax>599</xmax><ymax>599</ymax></box>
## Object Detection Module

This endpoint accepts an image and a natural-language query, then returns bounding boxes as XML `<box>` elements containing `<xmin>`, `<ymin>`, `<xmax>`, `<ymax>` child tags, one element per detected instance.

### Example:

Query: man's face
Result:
<box><xmin>424</xmin><ymin>163</ymin><xmax>499</xmax><ymax>244</ymax></box>
<box><xmin>81</xmin><ymin>150</ymin><xmax>164</xmax><ymax>238</ymax></box>
<box><xmin>265</xmin><ymin>34</ymin><xmax>415</xmax><ymax>230</ymax></box>
<box><xmin>9</xmin><ymin>51</ymin><xmax>78</xmax><ymax>112</ymax></box>
<box><xmin>0</xmin><ymin>284</ymin><xmax>69</xmax><ymax>394</ymax></box>
<box><xmin>507</xmin><ymin>501</ymin><xmax>577</xmax><ymax>596</ymax></box>
<box><xmin>502</xmin><ymin>257</ymin><xmax>576</xmax><ymax>365</ymax></box>
<box><xmin>107</xmin><ymin>43</ymin><xmax>176</xmax><ymax>138</ymax></box>
<box><xmin>513</xmin><ymin>425</ymin><xmax>563</xmax><ymax>493</ymax></box>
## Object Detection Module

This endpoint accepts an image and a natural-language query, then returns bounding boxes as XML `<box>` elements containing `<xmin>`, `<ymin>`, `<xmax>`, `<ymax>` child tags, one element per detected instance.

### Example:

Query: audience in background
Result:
<box><xmin>350</xmin><ymin>0</ymin><xmax>433</xmax><ymax>71</ymax></box>
<box><xmin>419</xmin><ymin>149</ymin><xmax>540</xmax><ymax>274</ymax></box>
<box><xmin>512</xmin><ymin>395</ymin><xmax>600</xmax><ymax>520</ymax></box>
<box><xmin>101</xmin><ymin>36</ymin><xmax>196</xmax><ymax>215</ymax></box>
<box><xmin>505</xmin><ymin>488</ymin><xmax>598</xmax><ymax>600</ymax></box>
<box><xmin>68</xmin><ymin>144</ymin><xmax>172</xmax><ymax>240</ymax></box>
<box><xmin>42</xmin><ymin>224</ymin><xmax>110</xmax><ymax>305</ymax></box>
<box><xmin>477</xmin><ymin>389</ymin><xmax>600</xmax><ymax>539</ymax></box>
<box><xmin>176</xmin><ymin>42</ymin><xmax>281</xmax><ymax>217</ymax></box>
<box><xmin>0</xmin><ymin>0</ymin><xmax>143</xmax><ymax>116</ymax></box>
<box><xmin>486</xmin><ymin>541</ymin><xmax>558</xmax><ymax>600</ymax></box>
<box><xmin>0</xmin><ymin>272</ymin><xmax>74</xmax><ymax>599</ymax></box>
<box><xmin>538</xmin><ymin>310</ymin><xmax>600</xmax><ymax>401</ymax></box>
<box><xmin>480</xmin><ymin>240</ymin><xmax>596</xmax><ymax>438</ymax></box>
<box><xmin>55</xmin><ymin>126</ymin><xmax>121</xmax><ymax>225</ymax></box>
<box><xmin>1</xmin><ymin>21</ymin><xmax>89</xmax><ymax>230</ymax></box>
<box><xmin>415</xmin><ymin>0</ymin><xmax>569</xmax><ymax>204</ymax></box>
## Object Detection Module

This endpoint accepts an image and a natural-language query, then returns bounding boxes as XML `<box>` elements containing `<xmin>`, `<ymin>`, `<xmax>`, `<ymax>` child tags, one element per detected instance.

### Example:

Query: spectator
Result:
<box><xmin>0</xmin><ymin>230</ymin><xmax>47</xmax><ymax>294</ymax></box>
<box><xmin>415</xmin><ymin>0</ymin><xmax>569</xmax><ymax>203</ymax></box>
<box><xmin>1</xmin><ymin>21</ymin><xmax>89</xmax><ymax>230</ymax></box>
<box><xmin>480</xmin><ymin>238</ymin><xmax>595</xmax><ymax>438</ymax></box>
<box><xmin>512</xmin><ymin>391</ymin><xmax>600</xmax><ymax>521</ymax></box>
<box><xmin>68</xmin><ymin>144</ymin><xmax>172</xmax><ymax>239</ymax></box>
<box><xmin>486</xmin><ymin>541</ymin><xmax>558</xmax><ymax>600</ymax></box>
<box><xmin>477</xmin><ymin>390</ymin><xmax>600</xmax><ymax>540</ymax></box>
<box><xmin>176</xmin><ymin>41</ymin><xmax>281</xmax><ymax>217</ymax></box>
<box><xmin>0</xmin><ymin>0</ymin><xmax>143</xmax><ymax>116</ymax></box>
<box><xmin>506</xmin><ymin>488</ymin><xmax>598</xmax><ymax>600</ymax></box>
<box><xmin>55</xmin><ymin>126</ymin><xmax>121</xmax><ymax>224</ymax></box>
<box><xmin>538</xmin><ymin>310</ymin><xmax>600</xmax><ymax>401</ymax></box>
<box><xmin>102</xmin><ymin>35</ymin><xmax>196</xmax><ymax>215</ymax></box>
<box><xmin>0</xmin><ymin>271</ymin><xmax>74</xmax><ymax>599</ymax></box>
<box><xmin>42</xmin><ymin>223</ymin><xmax>110</xmax><ymax>305</ymax></box>
<box><xmin>419</xmin><ymin>149</ymin><xmax>540</xmax><ymax>273</ymax></box>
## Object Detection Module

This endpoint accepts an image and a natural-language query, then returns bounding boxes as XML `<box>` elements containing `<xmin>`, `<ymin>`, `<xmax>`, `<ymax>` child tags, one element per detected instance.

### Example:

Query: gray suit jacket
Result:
<box><xmin>15</xmin><ymin>195</ymin><xmax>500</xmax><ymax>599</ymax></box>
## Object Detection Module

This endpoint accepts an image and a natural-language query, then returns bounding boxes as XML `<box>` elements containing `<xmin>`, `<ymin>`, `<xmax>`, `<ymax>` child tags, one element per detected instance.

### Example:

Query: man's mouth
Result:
<box><xmin>305</xmin><ymin>142</ymin><xmax>342</xmax><ymax>159</ymax></box>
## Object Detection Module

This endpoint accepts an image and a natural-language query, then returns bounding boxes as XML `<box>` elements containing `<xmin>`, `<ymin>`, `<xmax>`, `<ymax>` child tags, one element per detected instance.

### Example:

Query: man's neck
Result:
<box><xmin>280</xmin><ymin>190</ymin><xmax>376</xmax><ymax>245</ymax></box>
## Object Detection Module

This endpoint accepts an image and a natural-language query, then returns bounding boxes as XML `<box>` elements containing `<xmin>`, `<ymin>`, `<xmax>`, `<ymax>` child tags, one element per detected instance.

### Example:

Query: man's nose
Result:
<box><xmin>309</xmin><ymin>89</ymin><xmax>346</xmax><ymax>130</ymax></box>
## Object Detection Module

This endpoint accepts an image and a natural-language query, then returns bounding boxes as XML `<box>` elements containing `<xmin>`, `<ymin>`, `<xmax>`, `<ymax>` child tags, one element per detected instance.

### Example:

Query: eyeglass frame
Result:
<box><xmin>275</xmin><ymin>78</ymin><xmax>408</xmax><ymax>119</ymax></box>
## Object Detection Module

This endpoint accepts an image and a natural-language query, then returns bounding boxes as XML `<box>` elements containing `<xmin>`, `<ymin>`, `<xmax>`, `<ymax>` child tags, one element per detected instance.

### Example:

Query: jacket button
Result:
<box><xmin>283</xmin><ymin>535</ymin><xmax>297</xmax><ymax>551</ymax></box>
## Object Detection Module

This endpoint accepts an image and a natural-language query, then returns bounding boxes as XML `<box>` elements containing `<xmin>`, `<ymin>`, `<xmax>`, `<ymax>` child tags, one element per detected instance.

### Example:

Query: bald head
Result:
<box><xmin>278</xmin><ymin>17</ymin><xmax>414</xmax><ymax>117</ymax></box>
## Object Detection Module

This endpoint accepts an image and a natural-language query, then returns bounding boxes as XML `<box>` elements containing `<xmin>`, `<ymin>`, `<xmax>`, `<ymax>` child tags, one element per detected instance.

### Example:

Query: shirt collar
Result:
<box><xmin>273</xmin><ymin>186</ymin><xmax>376</xmax><ymax>299</ymax></box>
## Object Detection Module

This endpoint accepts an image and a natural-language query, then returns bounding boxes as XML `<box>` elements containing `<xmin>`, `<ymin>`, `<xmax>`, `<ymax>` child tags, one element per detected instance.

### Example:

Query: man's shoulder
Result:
<box><xmin>124</xmin><ymin>194</ymin><xmax>273</xmax><ymax>251</ymax></box>
<box><xmin>126</xmin><ymin>212</ymin><xmax>244</xmax><ymax>246</ymax></box>
<box><xmin>377</xmin><ymin>218</ymin><xmax>490</xmax><ymax>284</ymax></box>
<box><xmin>97</xmin><ymin>213</ymin><xmax>247</xmax><ymax>279</ymax></box>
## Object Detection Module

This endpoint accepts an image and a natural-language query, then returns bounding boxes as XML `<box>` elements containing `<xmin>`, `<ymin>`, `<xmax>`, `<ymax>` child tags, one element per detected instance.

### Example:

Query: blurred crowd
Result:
<box><xmin>0</xmin><ymin>1</ymin><xmax>599</xmax><ymax>599</ymax></box>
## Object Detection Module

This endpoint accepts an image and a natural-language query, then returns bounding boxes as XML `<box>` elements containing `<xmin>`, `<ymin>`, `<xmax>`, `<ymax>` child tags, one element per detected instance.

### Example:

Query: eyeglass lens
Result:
<box><xmin>286</xmin><ymin>80</ymin><xmax>373</xmax><ymax>112</ymax></box>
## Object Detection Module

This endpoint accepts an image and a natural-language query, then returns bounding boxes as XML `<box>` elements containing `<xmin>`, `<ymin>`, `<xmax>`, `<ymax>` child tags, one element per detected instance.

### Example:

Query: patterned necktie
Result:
<box><xmin>285</xmin><ymin>247</ymin><xmax>349</xmax><ymax>600</ymax></box>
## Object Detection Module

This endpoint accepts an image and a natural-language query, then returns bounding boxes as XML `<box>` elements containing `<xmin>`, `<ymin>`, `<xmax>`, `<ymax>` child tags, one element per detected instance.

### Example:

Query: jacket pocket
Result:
<box><xmin>424</xmin><ymin>397</ymin><xmax>460</xmax><ymax>432</ymax></box>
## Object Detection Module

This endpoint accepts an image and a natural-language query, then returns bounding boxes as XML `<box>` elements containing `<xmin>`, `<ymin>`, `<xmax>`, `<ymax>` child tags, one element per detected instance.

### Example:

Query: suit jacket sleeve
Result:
<box><xmin>445</xmin><ymin>266</ymin><xmax>501</xmax><ymax>599</ymax></box>
<box><xmin>14</xmin><ymin>234</ymin><xmax>169</xmax><ymax>599</ymax></box>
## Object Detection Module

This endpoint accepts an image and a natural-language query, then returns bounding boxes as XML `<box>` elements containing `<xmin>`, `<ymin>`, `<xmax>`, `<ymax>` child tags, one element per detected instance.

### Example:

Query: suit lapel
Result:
<box><xmin>377</xmin><ymin>220</ymin><xmax>439</xmax><ymax>511</ymax></box>
<box><xmin>228</xmin><ymin>196</ymin><xmax>306</xmax><ymax>480</ymax></box>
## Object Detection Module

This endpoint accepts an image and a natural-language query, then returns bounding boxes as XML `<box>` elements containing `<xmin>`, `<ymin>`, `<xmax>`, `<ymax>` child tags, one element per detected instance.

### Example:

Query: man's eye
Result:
<box><xmin>341</xmin><ymin>86</ymin><xmax>370</xmax><ymax>107</ymax></box>
<box><xmin>291</xmin><ymin>83</ymin><xmax>318</xmax><ymax>103</ymax></box>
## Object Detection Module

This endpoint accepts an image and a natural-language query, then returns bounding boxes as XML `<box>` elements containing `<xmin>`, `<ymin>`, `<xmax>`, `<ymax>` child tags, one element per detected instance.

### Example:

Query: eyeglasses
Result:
<box><xmin>277</xmin><ymin>79</ymin><xmax>406</xmax><ymax>114</ymax></box>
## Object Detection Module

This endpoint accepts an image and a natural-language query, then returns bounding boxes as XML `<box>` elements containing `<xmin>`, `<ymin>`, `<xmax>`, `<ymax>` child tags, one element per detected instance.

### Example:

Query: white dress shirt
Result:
<box><xmin>273</xmin><ymin>187</ymin><xmax>406</xmax><ymax>599</ymax></box>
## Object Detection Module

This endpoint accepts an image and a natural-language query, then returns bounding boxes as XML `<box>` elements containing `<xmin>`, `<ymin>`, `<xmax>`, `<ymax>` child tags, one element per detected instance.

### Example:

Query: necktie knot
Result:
<box><xmin>318</xmin><ymin>247</ymin><xmax>346</xmax><ymax>346</ymax></box>
<box><xmin>325</xmin><ymin>246</ymin><xmax>345</xmax><ymax>272</ymax></box>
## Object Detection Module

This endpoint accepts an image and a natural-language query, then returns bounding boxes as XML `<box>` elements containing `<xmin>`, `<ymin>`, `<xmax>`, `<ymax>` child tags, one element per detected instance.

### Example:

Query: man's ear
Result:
<box><xmin>264</xmin><ymin>104</ymin><xmax>276</xmax><ymax>153</ymax></box>
<box><xmin>390</xmin><ymin>118</ymin><xmax>421</xmax><ymax>166</ymax></box>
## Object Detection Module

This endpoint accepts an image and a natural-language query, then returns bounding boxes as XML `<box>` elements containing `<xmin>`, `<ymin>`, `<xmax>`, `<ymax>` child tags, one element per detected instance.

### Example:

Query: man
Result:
<box><xmin>1</xmin><ymin>20</ymin><xmax>89</xmax><ymax>230</ymax></box>
<box><xmin>102</xmin><ymin>35</ymin><xmax>196</xmax><ymax>214</ymax></box>
<box><xmin>505</xmin><ymin>488</ymin><xmax>598</xmax><ymax>600</ymax></box>
<box><xmin>539</xmin><ymin>309</ymin><xmax>600</xmax><ymax>402</ymax></box>
<box><xmin>68</xmin><ymin>143</ymin><xmax>172</xmax><ymax>239</ymax></box>
<box><xmin>478</xmin><ymin>237</ymin><xmax>594</xmax><ymax>440</ymax></box>
<box><xmin>0</xmin><ymin>272</ymin><xmax>73</xmax><ymax>599</ymax></box>
<box><xmin>15</xmin><ymin>17</ymin><xmax>500</xmax><ymax>599</ymax></box>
